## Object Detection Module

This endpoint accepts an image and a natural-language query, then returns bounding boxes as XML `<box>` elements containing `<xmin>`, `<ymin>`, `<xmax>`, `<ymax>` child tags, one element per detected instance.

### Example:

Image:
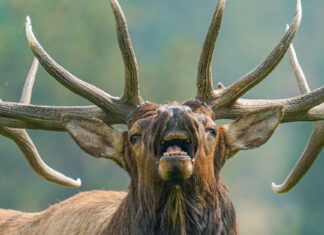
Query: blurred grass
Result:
<box><xmin>0</xmin><ymin>0</ymin><xmax>323</xmax><ymax>234</ymax></box>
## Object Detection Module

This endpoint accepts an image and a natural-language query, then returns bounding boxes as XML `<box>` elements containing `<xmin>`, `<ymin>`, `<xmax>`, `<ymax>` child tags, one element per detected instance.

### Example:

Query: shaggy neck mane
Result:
<box><xmin>153</xmin><ymin>182</ymin><xmax>219</xmax><ymax>235</ymax></box>
<box><xmin>103</xmin><ymin>175</ymin><xmax>236</xmax><ymax>235</ymax></box>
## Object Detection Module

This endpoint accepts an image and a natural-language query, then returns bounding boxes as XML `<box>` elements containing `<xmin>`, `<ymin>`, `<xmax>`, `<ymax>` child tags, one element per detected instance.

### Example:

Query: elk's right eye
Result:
<box><xmin>130</xmin><ymin>134</ymin><xmax>141</xmax><ymax>144</ymax></box>
<box><xmin>206</xmin><ymin>128</ymin><xmax>217</xmax><ymax>137</ymax></box>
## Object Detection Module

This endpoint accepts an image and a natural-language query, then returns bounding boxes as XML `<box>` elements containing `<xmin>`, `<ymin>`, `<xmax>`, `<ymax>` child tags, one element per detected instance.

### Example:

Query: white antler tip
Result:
<box><xmin>296</xmin><ymin>0</ymin><xmax>302</xmax><ymax>15</ymax></box>
<box><xmin>74</xmin><ymin>178</ymin><xmax>82</xmax><ymax>187</ymax></box>
<box><xmin>25</xmin><ymin>16</ymin><xmax>33</xmax><ymax>34</ymax></box>
<box><xmin>271</xmin><ymin>182</ymin><xmax>277</xmax><ymax>190</ymax></box>
<box><xmin>25</xmin><ymin>16</ymin><xmax>37</xmax><ymax>48</ymax></box>
<box><xmin>271</xmin><ymin>182</ymin><xmax>283</xmax><ymax>193</ymax></box>
<box><xmin>67</xmin><ymin>178</ymin><xmax>82</xmax><ymax>188</ymax></box>
<box><xmin>25</xmin><ymin>16</ymin><xmax>31</xmax><ymax>25</ymax></box>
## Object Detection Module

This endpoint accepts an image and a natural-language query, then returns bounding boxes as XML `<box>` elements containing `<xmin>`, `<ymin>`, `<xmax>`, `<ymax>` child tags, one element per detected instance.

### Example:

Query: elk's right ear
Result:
<box><xmin>62</xmin><ymin>115</ymin><xmax>125</xmax><ymax>169</ymax></box>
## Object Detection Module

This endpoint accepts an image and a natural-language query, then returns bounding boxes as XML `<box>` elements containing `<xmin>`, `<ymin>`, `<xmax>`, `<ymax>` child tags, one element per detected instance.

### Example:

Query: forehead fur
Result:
<box><xmin>127</xmin><ymin>100</ymin><xmax>214</xmax><ymax>127</ymax></box>
<box><xmin>182</xmin><ymin>100</ymin><xmax>214</xmax><ymax>119</ymax></box>
<box><xmin>127</xmin><ymin>102</ymin><xmax>160</xmax><ymax>127</ymax></box>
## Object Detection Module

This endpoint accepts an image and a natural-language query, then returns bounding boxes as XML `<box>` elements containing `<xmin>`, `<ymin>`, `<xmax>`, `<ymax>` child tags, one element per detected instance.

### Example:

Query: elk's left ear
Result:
<box><xmin>222</xmin><ymin>106</ymin><xmax>284</xmax><ymax>158</ymax></box>
<box><xmin>62</xmin><ymin>115</ymin><xmax>125</xmax><ymax>169</ymax></box>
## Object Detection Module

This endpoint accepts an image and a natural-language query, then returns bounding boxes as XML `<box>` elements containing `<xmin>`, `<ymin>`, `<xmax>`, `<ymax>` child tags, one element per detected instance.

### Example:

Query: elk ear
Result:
<box><xmin>222</xmin><ymin>106</ymin><xmax>284</xmax><ymax>158</ymax></box>
<box><xmin>62</xmin><ymin>115</ymin><xmax>125</xmax><ymax>169</ymax></box>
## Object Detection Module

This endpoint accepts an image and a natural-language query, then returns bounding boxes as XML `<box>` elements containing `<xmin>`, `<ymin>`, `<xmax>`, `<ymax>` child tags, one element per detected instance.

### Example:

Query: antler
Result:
<box><xmin>196</xmin><ymin>0</ymin><xmax>226</xmax><ymax>101</ymax></box>
<box><xmin>25</xmin><ymin>5</ymin><xmax>143</xmax><ymax>113</ymax></box>
<box><xmin>0</xmin><ymin>58</ymin><xmax>81</xmax><ymax>187</ymax></box>
<box><xmin>0</xmin><ymin>0</ymin><xmax>322</xmax><ymax>132</ymax></box>
<box><xmin>0</xmin><ymin>0</ymin><xmax>143</xmax><ymax>133</ymax></box>
<box><xmin>0</xmin><ymin>0</ymin><xmax>144</xmax><ymax>186</ymax></box>
<box><xmin>195</xmin><ymin>0</ymin><xmax>323</xmax><ymax>192</ymax></box>
<box><xmin>271</xmin><ymin>35</ymin><xmax>324</xmax><ymax>193</ymax></box>
<box><xmin>110</xmin><ymin>0</ymin><xmax>143</xmax><ymax>105</ymax></box>
<box><xmin>196</xmin><ymin>0</ymin><xmax>324</xmax><ymax>123</ymax></box>
<box><xmin>0</xmin><ymin>0</ymin><xmax>322</xmax><ymax>190</ymax></box>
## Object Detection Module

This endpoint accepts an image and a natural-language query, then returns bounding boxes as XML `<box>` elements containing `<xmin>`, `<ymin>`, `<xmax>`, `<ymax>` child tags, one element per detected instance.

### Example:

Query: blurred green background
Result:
<box><xmin>0</xmin><ymin>0</ymin><xmax>323</xmax><ymax>234</ymax></box>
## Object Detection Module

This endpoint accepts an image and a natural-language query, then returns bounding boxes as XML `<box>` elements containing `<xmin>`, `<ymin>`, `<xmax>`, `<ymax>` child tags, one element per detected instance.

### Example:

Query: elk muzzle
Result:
<box><xmin>153</xmin><ymin>106</ymin><xmax>198</xmax><ymax>182</ymax></box>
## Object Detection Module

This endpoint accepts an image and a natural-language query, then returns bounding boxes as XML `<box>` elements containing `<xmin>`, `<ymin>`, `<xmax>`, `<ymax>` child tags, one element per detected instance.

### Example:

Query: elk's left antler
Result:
<box><xmin>272</xmin><ymin>30</ymin><xmax>324</xmax><ymax>193</ymax></box>
<box><xmin>196</xmin><ymin>0</ymin><xmax>323</xmax><ymax>192</ymax></box>
<box><xmin>197</xmin><ymin>0</ymin><xmax>323</xmax><ymax>122</ymax></box>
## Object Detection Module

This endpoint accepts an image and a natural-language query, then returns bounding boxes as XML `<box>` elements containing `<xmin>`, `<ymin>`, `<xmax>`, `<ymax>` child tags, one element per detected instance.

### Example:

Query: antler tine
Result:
<box><xmin>213</xmin><ymin>0</ymin><xmax>302</xmax><ymax>108</ymax></box>
<box><xmin>0</xmin><ymin>58</ymin><xmax>81</xmax><ymax>187</ymax></box>
<box><xmin>20</xmin><ymin>57</ymin><xmax>38</xmax><ymax>103</ymax></box>
<box><xmin>0</xmin><ymin>127</ymin><xmax>81</xmax><ymax>187</ymax></box>
<box><xmin>25</xmin><ymin>16</ymin><xmax>131</xmax><ymax>123</ymax></box>
<box><xmin>196</xmin><ymin>0</ymin><xmax>226</xmax><ymax>102</ymax></box>
<box><xmin>271</xmin><ymin>40</ymin><xmax>324</xmax><ymax>193</ymax></box>
<box><xmin>272</xmin><ymin>124</ymin><xmax>324</xmax><ymax>193</ymax></box>
<box><xmin>286</xmin><ymin>25</ymin><xmax>310</xmax><ymax>94</ymax></box>
<box><xmin>110</xmin><ymin>0</ymin><xmax>143</xmax><ymax>105</ymax></box>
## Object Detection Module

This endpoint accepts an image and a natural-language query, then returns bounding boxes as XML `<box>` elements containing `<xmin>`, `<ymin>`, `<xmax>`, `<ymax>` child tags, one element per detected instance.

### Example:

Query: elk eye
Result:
<box><xmin>130</xmin><ymin>134</ymin><xmax>141</xmax><ymax>144</ymax></box>
<box><xmin>206</xmin><ymin>128</ymin><xmax>217</xmax><ymax>137</ymax></box>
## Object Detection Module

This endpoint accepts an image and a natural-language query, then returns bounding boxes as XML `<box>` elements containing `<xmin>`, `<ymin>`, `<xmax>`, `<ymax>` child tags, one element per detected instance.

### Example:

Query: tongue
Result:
<box><xmin>166</xmin><ymin>145</ymin><xmax>182</xmax><ymax>153</ymax></box>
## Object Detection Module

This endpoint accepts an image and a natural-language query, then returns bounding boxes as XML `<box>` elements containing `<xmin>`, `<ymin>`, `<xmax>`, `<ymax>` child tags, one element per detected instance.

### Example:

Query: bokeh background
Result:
<box><xmin>0</xmin><ymin>0</ymin><xmax>323</xmax><ymax>234</ymax></box>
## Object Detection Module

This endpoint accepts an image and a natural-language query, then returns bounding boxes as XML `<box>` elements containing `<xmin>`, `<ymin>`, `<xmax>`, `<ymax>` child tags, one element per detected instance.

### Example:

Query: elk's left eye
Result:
<box><xmin>130</xmin><ymin>134</ymin><xmax>141</xmax><ymax>144</ymax></box>
<box><xmin>206</xmin><ymin>128</ymin><xmax>217</xmax><ymax>137</ymax></box>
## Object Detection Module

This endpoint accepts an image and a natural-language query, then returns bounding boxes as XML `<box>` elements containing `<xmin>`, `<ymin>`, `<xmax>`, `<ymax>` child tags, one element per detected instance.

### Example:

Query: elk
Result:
<box><xmin>0</xmin><ymin>0</ymin><xmax>323</xmax><ymax>234</ymax></box>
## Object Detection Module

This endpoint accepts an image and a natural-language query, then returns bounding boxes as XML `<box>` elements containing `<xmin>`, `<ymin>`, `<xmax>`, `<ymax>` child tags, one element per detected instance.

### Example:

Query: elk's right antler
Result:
<box><xmin>0</xmin><ymin>0</ymin><xmax>143</xmax><ymax>131</ymax></box>
<box><xmin>0</xmin><ymin>0</ymin><xmax>144</xmax><ymax>186</ymax></box>
<box><xmin>0</xmin><ymin>58</ymin><xmax>81</xmax><ymax>187</ymax></box>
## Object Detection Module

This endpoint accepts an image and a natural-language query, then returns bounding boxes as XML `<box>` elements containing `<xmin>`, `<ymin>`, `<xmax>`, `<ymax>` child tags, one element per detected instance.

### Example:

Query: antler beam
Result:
<box><xmin>0</xmin><ymin>103</ymin><xmax>120</xmax><ymax>131</ymax></box>
<box><xmin>213</xmin><ymin>88</ymin><xmax>324</xmax><ymax>122</ymax></box>
<box><xmin>0</xmin><ymin>90</ymin><xmax>323</xmax><ymax>131</ymax></box>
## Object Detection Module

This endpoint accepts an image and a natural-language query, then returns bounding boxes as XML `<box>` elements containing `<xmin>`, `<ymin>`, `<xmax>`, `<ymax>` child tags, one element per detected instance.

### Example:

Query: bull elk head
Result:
<box><xmin>0</xmin><ymin>0</ymin><xmax>323</xmax><ymax>234</ymax></box>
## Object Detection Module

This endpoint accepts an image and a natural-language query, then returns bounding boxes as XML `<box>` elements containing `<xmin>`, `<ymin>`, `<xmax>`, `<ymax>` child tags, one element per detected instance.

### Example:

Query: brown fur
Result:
<box><xmin>0</xmin><ymin>101</ymin><xmax>283</xmax><ymax>234</ymax></box>
<box><xmin>0</xmin><ymin>191</ymin><xmax>126</xmax><ymax>235</ymax></box>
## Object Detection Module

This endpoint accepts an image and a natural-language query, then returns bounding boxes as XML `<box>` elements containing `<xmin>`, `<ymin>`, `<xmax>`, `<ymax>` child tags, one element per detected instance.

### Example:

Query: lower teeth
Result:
<box><xmin>163</xmin><ymin>151</ymin><xmax>187</xmax><ymax>156</ymax></box>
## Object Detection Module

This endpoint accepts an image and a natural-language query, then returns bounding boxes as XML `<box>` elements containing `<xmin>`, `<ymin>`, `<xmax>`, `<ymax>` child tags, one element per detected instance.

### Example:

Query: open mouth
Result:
<box><xmin>157</xmin><ymin>130</ymin><xmax>196</xmax><ymax>162</ymax></box>
<box><xmin>157</xmin><ymin>131</ymin><xmax>196</xmax><ymax>181</ymax></box>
